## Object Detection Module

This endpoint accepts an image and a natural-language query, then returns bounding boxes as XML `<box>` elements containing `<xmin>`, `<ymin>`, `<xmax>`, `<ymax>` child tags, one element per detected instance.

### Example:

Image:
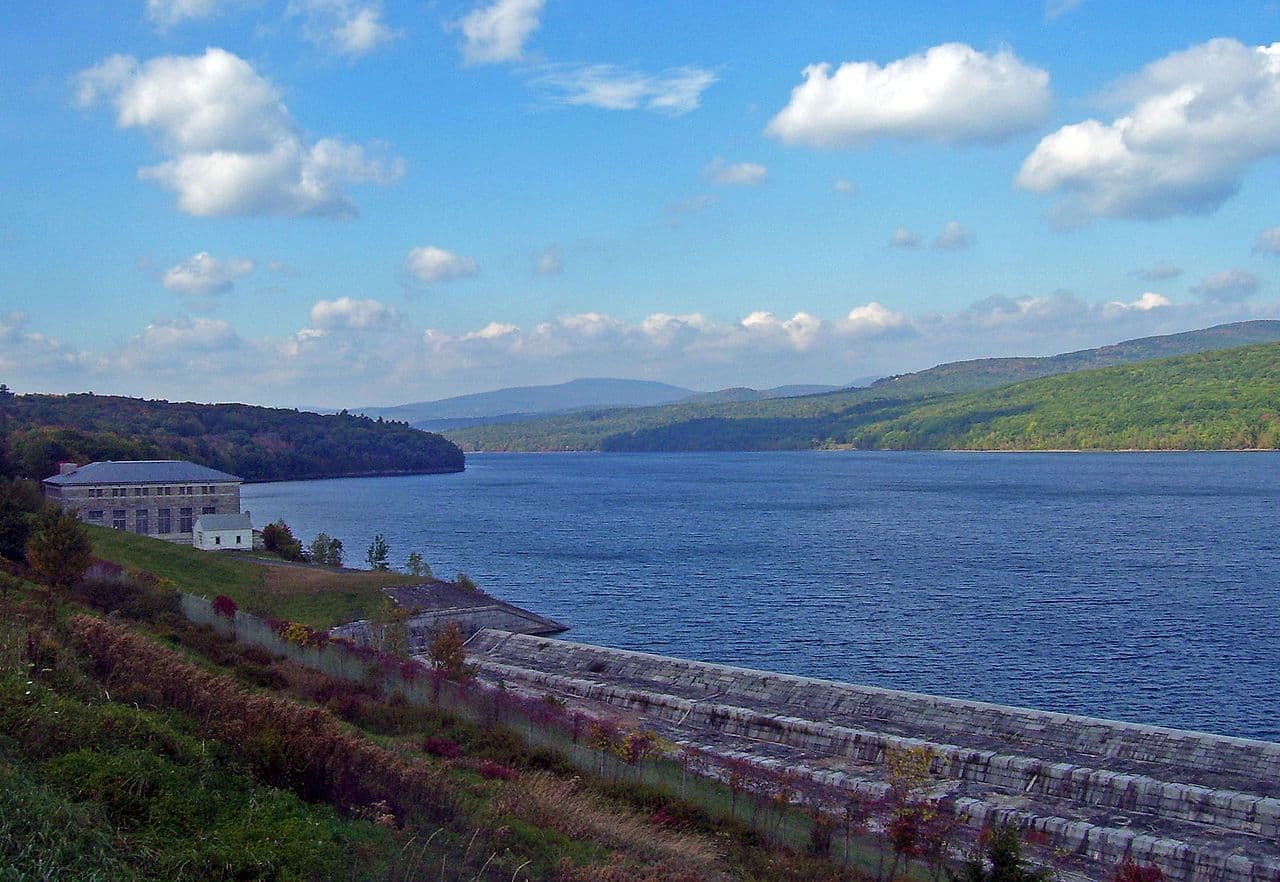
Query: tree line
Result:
<box><xmin>0</xmin><ymin>388</ymin><xmax>464</xmax><ymax>481</ymax></box>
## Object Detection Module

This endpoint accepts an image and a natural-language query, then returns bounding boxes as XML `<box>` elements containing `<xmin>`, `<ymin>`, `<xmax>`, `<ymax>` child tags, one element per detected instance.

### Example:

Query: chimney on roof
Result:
<box><xmin>58</xmin><ymin>462</ymin><xmax>79</xmax><ymax>476</ymax></box>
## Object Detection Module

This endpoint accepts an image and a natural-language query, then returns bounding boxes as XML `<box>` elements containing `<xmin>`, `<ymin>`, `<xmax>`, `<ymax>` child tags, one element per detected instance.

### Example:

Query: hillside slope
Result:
<box><xmin>842</xmin><ymin>341</ymin><xmax>1280</xmax><ymax>450</ymax></box>
<box><xmin>447</xmin><ymin>320</ymin><xmax>1280</xmax><ymax>451</ymax></box>
<box><xmin>355</xmin><ymin>377</ymin><xmax>696</xmax><ymax>425</ymax></box>
<box><xmin>0</xmin><ymin>392</ymin><xmax>464</xmax><ymax>482</ymax></box>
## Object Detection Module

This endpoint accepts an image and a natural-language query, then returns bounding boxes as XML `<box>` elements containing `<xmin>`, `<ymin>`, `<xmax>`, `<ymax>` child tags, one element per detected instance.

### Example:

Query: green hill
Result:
<box><xmin>842</xmin><ymin>341</ymin><xmax>1280</xmax><ymax>450</ymax></box>
<box><xmin>0</xmin><ymin>392</ymin><xmax>464</xmax><ymax>482</ymax></box>
<box><xmin>446</xmin><ymin>321</ymin><xmax>1280</xmax><ymax>452</ymax></box>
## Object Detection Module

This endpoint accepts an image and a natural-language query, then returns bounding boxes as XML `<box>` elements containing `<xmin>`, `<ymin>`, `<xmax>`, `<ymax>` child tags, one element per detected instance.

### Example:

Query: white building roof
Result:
<box><xmin>194</xmin><ymin>513</ymin><xmax>252</xmax><ymax>531</ymax></box>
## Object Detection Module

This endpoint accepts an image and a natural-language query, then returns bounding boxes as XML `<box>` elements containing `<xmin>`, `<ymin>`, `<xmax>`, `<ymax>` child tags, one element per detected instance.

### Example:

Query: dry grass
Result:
<box><xmin>495</xmin><ymin>772</ymin><xmax>724</xmax><ymax>880</ymax></box>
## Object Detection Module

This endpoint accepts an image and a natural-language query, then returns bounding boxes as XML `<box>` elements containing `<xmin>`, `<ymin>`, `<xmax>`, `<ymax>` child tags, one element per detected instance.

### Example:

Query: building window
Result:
<box><xmin>89</xmin><ymin>488</ymin><xmax>104</xmax><ymax>498</ymax></box>
<box><xmin>214</xmin><ymin>536</ymin><xmax>221</xmax><ymax>546</ymax></box>
<box><xmin>202</xmin><ymin>506</ymin><xmax>216</xmax><ymax>515</ymax></box>
<box><xmin>135</xmin><ymin>510</ymin><xmax>149</xmax><ymax>534</ymax></box>
<box><xmin>235</xmin><ymin>534</ymin><xmax>242</xmax><ymax>544</ymax></box>
<box><xmin>179</xmin><ymin>507</ymin><xmax>193</xmax><ymax>533</ymax></box>
<box><xmin>112</xmin><ymin>510</ymin><xmax>126</xmax><ymax>530</ymax></box>
<box><xmin>86</xmin><ymin>510</ymin><xmax>104</xmax><ymax>523</ymax></box>
<box><xmin>112</xmin><ymin>487</ymin><xmax>127</xmax><ymax>497</ymax></box>
<box><xmin>157</xmin><ymin>508</ymin><xmax>172</xmax><ymax>534</ymax></box>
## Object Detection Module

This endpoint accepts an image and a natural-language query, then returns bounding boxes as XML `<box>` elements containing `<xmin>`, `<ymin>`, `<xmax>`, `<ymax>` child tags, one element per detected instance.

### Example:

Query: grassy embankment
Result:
<box><xmin>3</xmin><ymin>528</ymin><xmax>920</xmax><ymax>881</ymax></box>
<box><xmin>88</xmin><ymin>525</ymin><xmax>418</xmax><ymax>628</ymax></box>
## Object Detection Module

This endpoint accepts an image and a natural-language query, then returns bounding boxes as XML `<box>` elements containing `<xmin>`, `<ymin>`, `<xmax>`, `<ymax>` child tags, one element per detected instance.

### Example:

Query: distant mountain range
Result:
<box><xmin>353</xmin><ymin>377</ymin><xmax>864</xmax><ymax>431</ymax></box>
<box><xmin>443</xmin><ymin>320</ymin><xmax>1280</xmax><ymax>452</ymax></box>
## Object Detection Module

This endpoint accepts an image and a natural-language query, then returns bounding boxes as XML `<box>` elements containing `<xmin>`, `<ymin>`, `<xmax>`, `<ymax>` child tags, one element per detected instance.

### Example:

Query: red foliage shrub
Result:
<box><xmin>211</xmin><ymin>594</ymin><xmax>238</xmax><ymax>619</ymax></box>
<box><xmin>422</xmin><ymin>737</ymin><xmax>462</xmax><ymax>759</ymax></box>
<box><xmin>1114</xmin><ymin>860</ymin><xmax>1166</xmax><ymax>882</ymax></box>
<box><xmin>476</xmin><ymin>760</ymin><xmax>518</xmax><ymax>781</ymax></box>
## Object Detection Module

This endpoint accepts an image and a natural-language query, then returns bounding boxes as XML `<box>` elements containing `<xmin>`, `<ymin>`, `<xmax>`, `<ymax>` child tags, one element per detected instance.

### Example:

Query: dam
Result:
<box><xmin>462</xmin><ymin>629</ymin><xmax>1280</xmax><ymax>882</ymax></box>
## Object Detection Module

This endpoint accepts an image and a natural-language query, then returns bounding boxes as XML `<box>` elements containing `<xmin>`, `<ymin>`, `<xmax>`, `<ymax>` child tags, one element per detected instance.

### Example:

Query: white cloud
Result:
<box><xmin>767</xmin><ymin>43</ymin><xmax>1051</xmax><ymax>147</ymax></box>
<box><xmin>1255</xmin><ymin>227</ymin><xmax>1280</xmax><ymax>255</ymax></box>
<box><xmin>889</xmin><ymin>226</ymin><xmax>921</xmax><ymax>248</ymax></box>
<box><xmin>1103</xmin><ymin>291</ymin><xmax>1172</xmax><ymax>315</ymax></box>
<box><xmin>535</xmin><ymin>64</ymin><xmax>717</xmax><ymax>115</ymax></box>
<box><xmin>457</xmin><ymin>0</ymin><xmax>543</xmax><ymax>65</ymax></box>
<box><xmin>934</xmin><ymin>220</ymin><xmax>974</xmax><ymax>250</ymax></box>
<box><xmin>146</xmin><ymin>0</ymin><xmax>219</xmax><ymax>27</ymax></box>
<box><xmin>405</xmin><ymin>246</ymin><xmax>479</xmax><ymax>284</ymax></box>
<box><xmin>1191</xmin><ymin>269</ymin><xmax>1260</xmax><ymax>303</ymax></box>
<box><xmin>289</xmin><ymin>1</ymin><xmax>400</xmax><ymax>58</ymax></box>
<box><xmin>8</xmin><ymin>288</ymin><xmax>1273</xmax><ymax>406</ymax></box>
<box><xmin>309</xmin><ymin>296</ymin><xmax>398</xmax><ymax>329</ymax></box>
<box><xmin>130</xmin><ymin>317</ymin><xmax>239</xmax><ymax>358</ymax></box>
<box><xmin>162</xmin><ymin>252</ymin><xmax>254</xmax><ymax>304</ymax></box>
<box><xmin>535</xmin><ymin>246</ymin><xmax>563</xmax><ymax>274</ymax></box>
<box><xmin>1045</xmin><ymin>0</ymin><xmax>1085</xmax><ymax>21</ymax></box>
<box><xmin>841</xmin><ymin>302</ymin><xmax>909</xmax><ymax>336</ymax></box>
<box><xmin>834</xmin><ymin>179</ymin><xmax>858</xmax><ymax>196</ymax></box>
<box><xmin>75</xmin><ymin>48</ymin><xmax>403</xmax><ymax>217</ymax></box>
<box><xmin>705</xmin><ymin>157</ymin><xmax>767</xmax><ymax>187</ymax></box>
<box><xmin>1018</xmin><ymin>39</ymin><xmax>1280</xmax><ymax>222</ymax></box>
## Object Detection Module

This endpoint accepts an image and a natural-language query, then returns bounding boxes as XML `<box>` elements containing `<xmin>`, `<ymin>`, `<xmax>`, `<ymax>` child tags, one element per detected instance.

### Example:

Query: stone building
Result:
<box><xmin>43</xmin><ymin>460</ymin><xmax>245</xmax><ymax>546</ymax></box>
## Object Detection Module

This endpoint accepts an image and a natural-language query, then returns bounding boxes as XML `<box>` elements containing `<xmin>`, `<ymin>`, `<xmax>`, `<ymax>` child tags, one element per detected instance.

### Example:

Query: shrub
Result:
<box><xmin>422</xmin><ymin>737</ymin><xmax>462</xmax><ymax>759</ymax></box>
<box><xmin>476</xmin><ymin>759</ymin><xmax>519</xmax><ymax>781</ymax></box>
<box><xmin>1113</xmin><ymin>860</ymin><xmax>1165</xmax><ymax>882</ymax></box>
<box><xmin>212</xmin><ymin>594</ymin><xmax>238</xmax><ymax>619</ymax></box>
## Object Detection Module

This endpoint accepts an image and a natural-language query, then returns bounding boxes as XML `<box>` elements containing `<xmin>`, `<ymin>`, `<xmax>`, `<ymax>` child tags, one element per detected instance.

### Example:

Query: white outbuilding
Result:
<box><xmin>194</xmin><ymin>512</ymin><xmax>253</xmax><ymax>551</ymax></box>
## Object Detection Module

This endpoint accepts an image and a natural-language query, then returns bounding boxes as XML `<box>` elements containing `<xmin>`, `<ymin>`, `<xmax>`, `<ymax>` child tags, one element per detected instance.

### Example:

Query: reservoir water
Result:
<box><xmin>243</xmin><ymin>451</ymin><xmax>1280</xmax><ymax>741</ymax></box>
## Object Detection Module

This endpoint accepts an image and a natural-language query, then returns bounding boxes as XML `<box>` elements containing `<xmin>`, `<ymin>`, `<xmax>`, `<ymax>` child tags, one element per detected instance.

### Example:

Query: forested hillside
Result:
<box><xmin>0</xmin><ymin>391</ymin><xmax>464</xmax><ymax>482</ymax></box>
<box><xmin>448</xmin><ymin>321</ymin><xmax>1280</xmax><ymax>451</ymax></box>
<box><xmin>841</xmin><ymin>342</ymin><xmax>1280</xmax><ymax>450</ymax></box>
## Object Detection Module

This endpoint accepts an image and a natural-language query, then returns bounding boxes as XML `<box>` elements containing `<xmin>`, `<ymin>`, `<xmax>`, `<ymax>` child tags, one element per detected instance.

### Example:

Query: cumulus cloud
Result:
<box><xmin>766</xmin><ymin>43</ymin><xmax>1051</xmax><ymax>147</ymax></box>
<box><xmin>9</xmin><ymin>286</ymin><xmax>1274</xmax><ymax>406</ymax></box>
<box><xmin>705</xmin><ymin>157</ymin><xmax>767</xmax><ymax>187</ymax></box>
<box><xmin>146</xmin><ymin>0</ymin><xmax>219</xmax><ymax>27</ymax></box>
<box><xmin>457</xmin><ymin>0</ymin><xmax>543</xmax><ymax>65</ymax></box>
<box><xmin>122</xmin><ymin>318</ymin><xmax>240</xmax><ymax>371</ymax></box>
<box><xmin>74</xmin><ymin>48</ymin><xmax>403</xmax><ymax>217</ymax></box>
<box><xmin>289</xmin><ymin>1</ymin><xmax>400</xmax><ymax>57</ymax></box>
<box><xmin>535</xmin><ymin>246</ymin><xmax>563</xmax><ymax>274</ymax></box>
<box><xmin>1103</xmin><ymin>291</ymin><xmax>1172</xmax><ymax>315</ymax></box>
<box><xmin>405</xmin><ymin>246</ymin><xmax>479</xmax><ymax>284</ymax></box>
<box><xmin>1191</xmin><ymin>269</ymin><xmax>1260</xmax><ymax>303</ymax></box>
<box><xmin>889</xmin><ymin>226</ymin><xmax>921</xmax><ymax>248</ymax></box>
<box><xmin>534</xmin><ymin>64</ymin><xmax>717</xmax><ymax>115</ymax></box>
<box><xmin>1254</xmin><ymin>227</ymin><xmax>1280</xmax><ymax>255</ymax></box>
<box><xmin>1018</xmin><ymin>39</ymin><xmax>1280</xmax><ymax>222</ymax></box>
<box><xmin>162</xmin><ymin>252</ymin><xmax>254</xmax><ymax>305</ymax></box>
<box><xmin>1137</xmin><ymin>261</ymin><xmax>1182</xmax><ymax>281</ymax></box>
<box><xmin>834</xmin><ymin>179</ymin><xmax>858</xmax><ymax>196</ymax></box>
<box><xmin>934</xmin><ymin>220</ymin><xmax>974</xmax><ymax>250</ymax></box>
<box><xmin>309</xmin><ymin>296</ymin><xmax>398</xmax><ymax>330</ymax></box>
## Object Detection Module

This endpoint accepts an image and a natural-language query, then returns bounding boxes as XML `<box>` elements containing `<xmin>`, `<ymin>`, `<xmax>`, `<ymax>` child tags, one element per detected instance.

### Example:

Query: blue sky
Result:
<box><xmin>3</xmin><ymin>1</ymin><xmax>1280</xmax><ymax>406</ymax></box>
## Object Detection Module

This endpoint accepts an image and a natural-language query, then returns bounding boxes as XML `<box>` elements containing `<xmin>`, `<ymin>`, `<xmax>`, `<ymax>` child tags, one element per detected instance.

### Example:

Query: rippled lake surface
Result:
<box><xmin>244</xmin><ymin>452</ymin><xmax>1280</xmax><ymax>741</ymax></box>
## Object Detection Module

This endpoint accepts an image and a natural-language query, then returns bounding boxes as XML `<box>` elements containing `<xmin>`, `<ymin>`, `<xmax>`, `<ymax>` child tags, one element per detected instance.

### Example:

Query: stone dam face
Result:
<box><xmin>461</xmin><ymin>629</ymin><xmax>1280</xmax><ymax>882</ymax></box>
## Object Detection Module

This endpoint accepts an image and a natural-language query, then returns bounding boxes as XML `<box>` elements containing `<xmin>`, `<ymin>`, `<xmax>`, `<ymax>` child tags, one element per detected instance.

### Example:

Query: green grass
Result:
<box><xmin>87</xmin><ymin>525</ymin><xmax>417</xmax><ymax>628</ymax></box>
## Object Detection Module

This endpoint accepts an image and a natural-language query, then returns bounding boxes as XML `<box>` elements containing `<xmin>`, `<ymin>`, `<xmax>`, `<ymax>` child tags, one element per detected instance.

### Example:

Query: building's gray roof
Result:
<box><xmin>44</xmin><ymin>460</ymin><xmax>243</xmax><ymax>486</ymax></box>
<box><xmin>195</xmin><ymin>512</ymin><xmax>252</xmax><ymax>531</ymax></box>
